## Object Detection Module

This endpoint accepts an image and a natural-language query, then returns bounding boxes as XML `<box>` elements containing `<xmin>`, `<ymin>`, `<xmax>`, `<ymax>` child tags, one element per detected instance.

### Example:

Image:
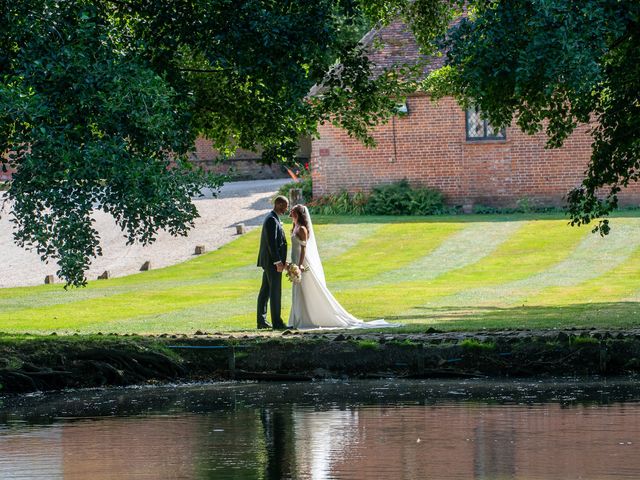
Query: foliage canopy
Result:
<box><xmin>414</xmin><ymin>0</ymin><xmax>640</xmax><ymax>234</ymax></box>
<box><xmin>4</xmin><ymin>0</ymin><xmax>637</xmax><ymax>285</ymax></box>
<box><xmin>1</xmin><ymin>0</ymin><xmax>416</xmax><ymax>285</ymax></box>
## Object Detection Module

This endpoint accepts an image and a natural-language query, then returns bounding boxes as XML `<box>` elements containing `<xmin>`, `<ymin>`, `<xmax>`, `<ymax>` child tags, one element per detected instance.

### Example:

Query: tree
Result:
<box><xmin>5</xmin><ymin>1</ymin><xmax>634</xmax><ymax>286</ymax></box>
<box><xmin>386</xmin><ymin>0</ymin><xmax>639</xmax><ymax>235</ymax></box>
<box><xmin>1</xmin><ymin>0</ymin><xmax>414</xmax><ymax>285</ymax></box>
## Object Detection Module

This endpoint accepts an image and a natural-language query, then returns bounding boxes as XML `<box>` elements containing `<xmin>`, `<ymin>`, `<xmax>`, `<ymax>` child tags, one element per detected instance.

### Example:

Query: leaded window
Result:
<box><xmin>466</xmin><ymin>106</ymin><xmax>506</xmax><ymax>140</ymax></box>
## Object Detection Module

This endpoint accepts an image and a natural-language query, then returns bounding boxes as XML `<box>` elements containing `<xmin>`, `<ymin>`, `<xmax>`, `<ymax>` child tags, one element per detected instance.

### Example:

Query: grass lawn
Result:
<box><xmin>1</xmin><ymin>212</ymin><xmax>640</xmax><ymax>334</ymax></box>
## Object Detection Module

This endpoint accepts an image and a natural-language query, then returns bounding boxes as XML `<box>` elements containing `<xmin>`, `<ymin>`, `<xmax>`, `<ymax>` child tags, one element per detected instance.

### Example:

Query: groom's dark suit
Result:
<box><xmin>257</xmin><ymin>210</ymin><xmax>288</xmax><ymax>329</ymax></box>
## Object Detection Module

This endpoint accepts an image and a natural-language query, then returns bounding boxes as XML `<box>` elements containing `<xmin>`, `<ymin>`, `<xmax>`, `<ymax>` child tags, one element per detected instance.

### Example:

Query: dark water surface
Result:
<box><xmin>1</xmin><ymin>379</ymin><xmax>640</xmax><ymax>479</ymax></box>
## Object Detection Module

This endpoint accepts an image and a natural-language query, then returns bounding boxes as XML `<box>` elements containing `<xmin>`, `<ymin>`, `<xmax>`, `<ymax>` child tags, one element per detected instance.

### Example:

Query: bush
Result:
<box><xmin>365</xmin><ymin>180</ymin><xmax>445</xmax><ymax>215</ymax></box>
<box><xmin>278</xmin><ymin>177</ymin><xmax>313</xmax><ymax>203</ymax></box>
<box><xmin>309</xmin><ymin>191</ymin><xmax>368</xmax><ymax>215</ymax></box>
<box><xmin>409</xmin><ymin>185</ymin><xmax>447</xmax><ymax>215</ymax></box>
<box><xmin>307</xmin><ymin>180</ymin><xmax>446</xmax><ymax>216</ymax></box>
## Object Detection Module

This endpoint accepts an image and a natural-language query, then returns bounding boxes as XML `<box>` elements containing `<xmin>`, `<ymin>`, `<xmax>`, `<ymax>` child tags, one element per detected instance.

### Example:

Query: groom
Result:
<box><xmin>257</xmin><ymin>195</ymin><xmax>289</xmax><ymax>330</ymax></box>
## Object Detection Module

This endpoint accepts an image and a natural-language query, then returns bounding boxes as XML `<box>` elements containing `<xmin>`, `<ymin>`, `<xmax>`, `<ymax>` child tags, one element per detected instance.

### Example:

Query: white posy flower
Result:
<box><xmin>286</xmin><ymin>263</ymin><xmax>302</xmax><ymax>284</ymax></box>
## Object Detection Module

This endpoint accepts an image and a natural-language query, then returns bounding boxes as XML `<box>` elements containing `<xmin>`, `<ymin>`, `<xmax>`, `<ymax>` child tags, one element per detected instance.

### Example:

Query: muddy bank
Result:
<box><xmin>2</xmin><ymin>328</ymin><xmax>640</xmax><ymax>394</ymax></box>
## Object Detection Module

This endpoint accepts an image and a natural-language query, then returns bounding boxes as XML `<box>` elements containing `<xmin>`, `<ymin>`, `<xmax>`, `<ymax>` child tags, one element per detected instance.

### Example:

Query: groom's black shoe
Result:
<box><xmin>272</xmin><ymin>322</ymin><xmax>287</xmax><ymax>330</ymax></box>
<box><xmin>257</xmin><ymin>321</ymin><xmax>272</xmax><ymax>330</ymax></box>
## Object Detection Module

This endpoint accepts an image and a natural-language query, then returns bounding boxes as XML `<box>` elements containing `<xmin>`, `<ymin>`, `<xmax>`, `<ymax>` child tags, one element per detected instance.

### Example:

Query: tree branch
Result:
<box><xmin>177</xmin><ymin>67</ymin><xmax>233</xmax><ymax>73</ymax></box>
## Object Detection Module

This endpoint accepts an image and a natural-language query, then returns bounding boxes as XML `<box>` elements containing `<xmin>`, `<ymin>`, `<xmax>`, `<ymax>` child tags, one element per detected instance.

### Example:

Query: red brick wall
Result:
<box><xmin>0</xmin><ymin>138</ymin><xmax>296</xmax><ymax>182</ymax></box>
<box><xmin>311</xmin><ymin>95</ymin><xmax>640</xmax><ymax>207</ymax></box>
<box><xmin>191</xmin><ymin>137</ymin><xmax>288</xmax><ymax>180</ymax></box>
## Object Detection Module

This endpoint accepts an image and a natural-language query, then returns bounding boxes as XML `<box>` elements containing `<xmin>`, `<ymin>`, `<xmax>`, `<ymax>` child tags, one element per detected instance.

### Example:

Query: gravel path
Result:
<box><xmin>0</xmin><ymin>179</ymin><xmax>290</xmax><ymax>288</ymax></box>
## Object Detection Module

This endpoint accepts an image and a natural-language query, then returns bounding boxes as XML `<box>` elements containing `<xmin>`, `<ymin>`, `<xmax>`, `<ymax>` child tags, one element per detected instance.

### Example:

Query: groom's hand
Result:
<box><xmin>275</xmin><ymin>262</ymin><xmax>285</xmax><ymax>273</ymax></box>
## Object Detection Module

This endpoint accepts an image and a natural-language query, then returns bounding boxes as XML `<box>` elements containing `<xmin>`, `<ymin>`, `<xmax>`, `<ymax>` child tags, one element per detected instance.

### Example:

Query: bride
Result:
<box><xmin>287</xmin><ymin>204</ymin><xmax>397</xmax><ymax>330</ymax></box>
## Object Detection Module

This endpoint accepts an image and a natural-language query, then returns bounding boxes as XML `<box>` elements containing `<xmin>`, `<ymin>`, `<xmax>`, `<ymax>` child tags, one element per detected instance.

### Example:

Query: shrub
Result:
<box><xmin>278</xmin><ymin>181</ymin><xmax>293</xmax><ymax>197</ymax></box>
<box><xmin>350</xmin><ymin>192</ymin><xmax>369</xmax><ymax>215</ymax></box>
<box><xmin>410</xmin><ymin>186</ymin><xmax>447</xmax><ymax>215</ymax></box>
<box><xmin>278</xmin><ymin>177</ymin><xmax>313</xmax><ymax>203</ymax></box>
<box><xmin>307</xmin><ymin>181</ymin><xmax>445</xmax><ymax>216</ymax></box>
<box><xmin>365</xmin><ymin>180</ymin><xmax>413</xmax><ymax>215</ymax></box>
<box><xmin>309</xmin><ymin>190</ymin><xmax>368</xmax><ymax>215</ymax></box>
<box><xmin>365</xmin><ymin>180</ymin><xmax>445</xmax><ymax>215</ymax></box>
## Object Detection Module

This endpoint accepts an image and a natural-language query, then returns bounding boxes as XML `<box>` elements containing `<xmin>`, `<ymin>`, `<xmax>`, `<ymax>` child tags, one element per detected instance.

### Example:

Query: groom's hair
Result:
<box><xmin>274</xmin><ymin>195</ymin><xmax>289</xmax><ymax>208</ymax></box>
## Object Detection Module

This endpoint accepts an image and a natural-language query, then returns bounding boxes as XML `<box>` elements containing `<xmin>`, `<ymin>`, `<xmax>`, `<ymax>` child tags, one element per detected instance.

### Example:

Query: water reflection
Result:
<box><xmin>293</xmin><ymin>409</ymin><xmax>360</xmax><ymax>480</ymax></box>
<box><xmin>321</xmin><ymin>403</ymin><xmax>640</xmax><ymax>479</ymax></box>
<box><xmin>261</xmin><ymin>407</ymin><xmax>294</xmax><ymax>479</ymax></box>
<box><xmin>1</xmin><ymin>379</ymin><xmax>640</xmax><ymax>479</ymax></box>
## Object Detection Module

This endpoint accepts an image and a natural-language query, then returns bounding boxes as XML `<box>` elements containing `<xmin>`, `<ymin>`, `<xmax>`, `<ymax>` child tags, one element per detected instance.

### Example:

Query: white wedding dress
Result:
<box><xmin>288</xmin><ymin>207</ymin><xmax>397</xmax><ymax>330</ymax></box>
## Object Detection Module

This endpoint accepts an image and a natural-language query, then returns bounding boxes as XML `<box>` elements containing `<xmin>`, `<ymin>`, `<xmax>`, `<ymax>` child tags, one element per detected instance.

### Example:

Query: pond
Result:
<box><xmin>1</xmin><ymin>379</ymin><xmax>640</xmax><ymax>479</ymax></box>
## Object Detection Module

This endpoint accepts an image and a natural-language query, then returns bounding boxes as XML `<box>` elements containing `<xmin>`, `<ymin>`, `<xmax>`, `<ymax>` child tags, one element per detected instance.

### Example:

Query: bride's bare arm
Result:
<box><xmin>298</xmin><ymin>226</ymin><xmax>308</xmax><ymax>267</ymax></box>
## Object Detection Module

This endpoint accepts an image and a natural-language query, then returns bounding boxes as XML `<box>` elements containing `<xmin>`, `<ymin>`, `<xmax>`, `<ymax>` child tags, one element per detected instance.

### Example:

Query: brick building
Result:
<box><xmin>192</xmin><ymin>138</ymin><xmax>284</xmax><ymax>180</ymax></box>
<box><xmin>0</xmin><ymin>139</ymin><xmax>306</xmax><ymax>184</ymax></box>
<box><xmin>310</xmin><ymin>21</ymin><xmax>640</xmax><ymax>208</ymax></box>
<box><xmin>191</xmin><ymin>137</ymin><xmax>311</xmax><ymax>181</ymax></box>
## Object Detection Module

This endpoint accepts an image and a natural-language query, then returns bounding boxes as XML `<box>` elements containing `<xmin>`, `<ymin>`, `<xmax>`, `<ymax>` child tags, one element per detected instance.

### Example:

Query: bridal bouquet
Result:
<box><xmin>286</xmin><ymin>263</ymin><xmax>303</xmax><ymax>284</ymax></box>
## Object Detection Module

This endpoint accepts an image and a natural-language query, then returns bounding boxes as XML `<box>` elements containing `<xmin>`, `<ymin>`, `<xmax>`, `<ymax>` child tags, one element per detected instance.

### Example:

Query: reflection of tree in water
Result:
<box><xmin>192</xmin><ymin>406</ymin><xmax>297</xmax><ymax>479</ymax></box>
<box><xmin>195</xmin><ymin>409</ymin><xmax>270</xmax><ymax>479</ymax></box>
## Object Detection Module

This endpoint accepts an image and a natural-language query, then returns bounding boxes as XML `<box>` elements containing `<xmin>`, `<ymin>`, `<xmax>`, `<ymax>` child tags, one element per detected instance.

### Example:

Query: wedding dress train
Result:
<box><xmin>287</xmin><ymin>208</ymin><xmax>397</xmax><ymax>330</ymax></box>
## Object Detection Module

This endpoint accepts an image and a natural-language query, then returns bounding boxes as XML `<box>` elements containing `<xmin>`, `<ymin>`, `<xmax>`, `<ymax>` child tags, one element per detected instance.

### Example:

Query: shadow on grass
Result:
<box><xmin>377</xmin><ymin>301</ymin><xmax>640</xmax><ymax>332</ymax></box>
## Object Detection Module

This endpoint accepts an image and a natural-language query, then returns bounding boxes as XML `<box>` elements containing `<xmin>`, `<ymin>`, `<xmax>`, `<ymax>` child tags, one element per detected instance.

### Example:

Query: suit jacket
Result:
<box><xmin>257</xmin><ymin>210</ymin><xmax>287</xmax><ymax>269</ymax></box>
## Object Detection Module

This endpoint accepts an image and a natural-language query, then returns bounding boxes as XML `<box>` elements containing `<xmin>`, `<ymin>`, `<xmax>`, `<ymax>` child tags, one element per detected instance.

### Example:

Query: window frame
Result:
<box><xmin>465</xmin><ymin>107</ymin><xmax>507</xmax><ymax>141</ymax></box>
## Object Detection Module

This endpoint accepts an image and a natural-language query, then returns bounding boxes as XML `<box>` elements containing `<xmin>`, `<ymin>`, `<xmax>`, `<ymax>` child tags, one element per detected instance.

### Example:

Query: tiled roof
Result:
<box><xmin>362</xmin><ymin>19</ymin><xmax>445</xmax><ymax>78</ymax></box>
<box><xmin>308</xmin><ymin>19</ymin><xmax>445</xmax><ymax>97</ymax></box>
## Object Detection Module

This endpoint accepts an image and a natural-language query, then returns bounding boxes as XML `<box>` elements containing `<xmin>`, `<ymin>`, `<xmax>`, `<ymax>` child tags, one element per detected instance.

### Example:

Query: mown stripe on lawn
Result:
<box><xmin>0</xmin><ymin>271</ymin><xmax>251</xmax><ymax>314</ymax></box>
<box><xmin>0</xmin><ymin>230</ymin><xmax>261</xmax><ymax>297</ymax></box>
<box><xmin>312</xmin><ymin>223</ymin><xmax>386</xmax><ymax>260</ymax></box>
<box><xmin>332</xmin><ymin>219</ymin><xmax>587</xmax><ymax>319</ymax></box>
<box><xmin>94</xmin><ymin>287</ymin><xmax>294</xmax><ymax>334</ymax></box>
<box><xmin>372</xmin><ymin>220</ymin><xmax>523</xmax><ymax>284</ymax></box>
<box><xmin>4</xmin><ymin>215</ymin><xmax>640</xmax><ymax>334</ymax></box>
<box><xmin>0</xmin><ymin>235</ymin><xmax>263</xmax><ymax>313</ymax></box>
<box><xmin>102</xmin><ymin>232</ymin><xmax>261</xmax><ymax>286</ymax></box>
<box><xmin>526</xmin><ymin>242</ymin><xmax>640</xmax><ymax>306</ymax></box>
<box><xmin>0</xmin><ymin>223</ymin><xmax>378</xmax><ymax>314</ymax></box>
<box><xmin>323</xmin><ymin>222</ymin><xmax>465</xmax><ymax>282</ymax></box>
<box><xmin>422</xmin><ymin>219</ymin><xmax>640</xmax><ymax>310</ymax></box>
<box><xmin>83</xmin><ymin>302</ymin><xmax>257</xmax><ymax>334</ymax></box>
<box><xmin>0</xmin><ymin>280</ymin><xmax>254</xmax><ymax>332</ymax></box>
